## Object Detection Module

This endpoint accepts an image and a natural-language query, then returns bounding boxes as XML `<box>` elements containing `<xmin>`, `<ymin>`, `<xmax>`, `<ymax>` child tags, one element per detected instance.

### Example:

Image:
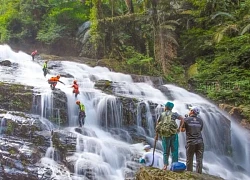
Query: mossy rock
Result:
<box><xmin>136</xmin><ymin>167</ymin><xmax>224</xmax><ymax>180</ymax></box>
<box><xmin>0</xmin><ymin>83</ymin><xmax>33</xmax><ymax>112</ymax></box>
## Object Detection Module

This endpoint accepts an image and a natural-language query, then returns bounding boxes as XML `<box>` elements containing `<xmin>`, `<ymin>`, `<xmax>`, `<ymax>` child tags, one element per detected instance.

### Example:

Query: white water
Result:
<box><xmin>0</xmin><ymin>44</ymin><xmax>250</xmax><ymax>179</ymax></box>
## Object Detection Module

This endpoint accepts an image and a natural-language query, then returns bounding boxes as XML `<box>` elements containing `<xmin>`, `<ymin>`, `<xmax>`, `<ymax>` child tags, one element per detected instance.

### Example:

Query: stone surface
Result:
<box><xmin>0</xmin><ymin>82</ymin><xmax>33</xmax><ymax>112</ymax></box>
<box><xmin>219</xmin><ymin>103</ymin><xmax>250</xmax><ymax>130</ymax></box>
<box><xmin>135</xmin><ymin>167</ymin><xmax>224</xmax><ymax>180</ymax></box>
<box><xmin>0</xmin><ymin>60</ymin><xmax>12</xmax><ymax>66</ymax></box>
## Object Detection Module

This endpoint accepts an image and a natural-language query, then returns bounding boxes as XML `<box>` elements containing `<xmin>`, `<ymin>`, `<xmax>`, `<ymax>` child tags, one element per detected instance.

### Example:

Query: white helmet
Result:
<box><xmin>191</xmin><ymin>107</ymin><xmax>200</xmax><ymax>115</ymax></box>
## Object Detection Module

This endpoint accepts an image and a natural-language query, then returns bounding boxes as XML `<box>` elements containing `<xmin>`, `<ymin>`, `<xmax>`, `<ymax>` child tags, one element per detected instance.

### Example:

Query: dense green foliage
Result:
<box><xmin>1</xmin><ymin>0</ymin><xmax>250</xmax><ymax>115</ymax></box>
<box><xmin>0</xmin><ymin>0</ymin><xmax>90</xmax><ymax>44</ymax></box>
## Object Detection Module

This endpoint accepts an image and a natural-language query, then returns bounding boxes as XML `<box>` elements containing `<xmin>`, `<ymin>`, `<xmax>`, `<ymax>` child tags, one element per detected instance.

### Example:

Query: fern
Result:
<box><xmin>240</xmin><ymin>24</ymin><xmax>250</xmax><ymax>35</ymax></box>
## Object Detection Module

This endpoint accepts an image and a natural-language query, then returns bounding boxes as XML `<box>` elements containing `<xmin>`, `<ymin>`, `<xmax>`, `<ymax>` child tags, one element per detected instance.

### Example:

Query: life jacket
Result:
<box><xmin>72</xmin><ymin>84</ymin><xmax>79</xmax><ymax>90</ymax></box>
<box><xmin>31</xmin><ymin>51</ymin><xmax>37</xmax><ymax>56</ymax></box>
<box><xmin>79</xmin><ymin>103</ymin><xmax>85</xmax><ymax>112</ymax></box>
<box><xmin>43</xmin><ymin>63</ymin><xmax>47</xmax><ymax>69</ymax></box>
<box><xmin>48</xmin><ymin>77</ymin><xmax>59</xmax><ymax>82</ymax></box>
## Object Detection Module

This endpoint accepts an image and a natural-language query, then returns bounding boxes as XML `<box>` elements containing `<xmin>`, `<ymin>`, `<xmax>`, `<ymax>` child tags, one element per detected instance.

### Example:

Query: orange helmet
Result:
<box><xmin>73</xmin><ymin>80</ymin><xmax>77</xmax><ymax>84</ymax></box>
<box><xmin>57</xmin><ymin>75</ymin><xmax>60</xmax><ymax>79</ymax></box>
<box><xmin>76</xmin><ymin>100</ymin><xmax>80</xmax><ymax>105</ymax></box>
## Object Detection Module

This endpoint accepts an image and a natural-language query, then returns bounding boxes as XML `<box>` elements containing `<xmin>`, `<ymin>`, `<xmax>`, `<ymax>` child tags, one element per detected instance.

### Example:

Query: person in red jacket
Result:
<box><xmin>72</xmin><ymin>80</ymin><xmax>79</xmax><ymax>97</ymax></box>
<box><xmin>48</xmin><ymin>75</ymin><xmax>65</xmax><ymax>90</ymax></box>
<box><xmin>31</xmin><ymin>50</ymin><xmax>38</xmax><ymax>61</ymax></box>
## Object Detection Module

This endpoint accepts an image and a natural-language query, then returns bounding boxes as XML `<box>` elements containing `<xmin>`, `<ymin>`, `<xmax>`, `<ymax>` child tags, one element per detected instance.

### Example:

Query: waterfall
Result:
<box><xmin>0</xmin><ymin>44</ymin><xmax>250</xmax><ymax>180</ymax></box>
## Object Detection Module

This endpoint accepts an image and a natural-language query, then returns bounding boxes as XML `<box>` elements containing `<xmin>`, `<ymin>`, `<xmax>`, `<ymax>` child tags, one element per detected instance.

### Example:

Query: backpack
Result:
<box><xmin>155</xmin><ymin>111</ymin><xmax>178</xmax><ymax>137</ymax></box>
<box><xmin>170</xmin><ymin>162</ymin><xmax>186</xmax><ymax>172</ymax></box>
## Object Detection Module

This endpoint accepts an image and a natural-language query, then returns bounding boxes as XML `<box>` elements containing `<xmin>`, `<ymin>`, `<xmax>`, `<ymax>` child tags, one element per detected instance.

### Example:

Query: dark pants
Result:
<box><xmin>32</xmin><ymin>55</ymin><xmax>35</xmax><ymax>61</ymax></box>
<box><xmin>48</xmin><ymin>81</ymin><xmax>57</xmax><ymax>90</ymax></box>
<box><xmin>79</xmin><ymin>111</ymin><xmax>86</xmax><ymax>127</ymax></box>
<box><xmin>43</xmin><ymin>68</ymin><xmax>48</xmax><ymax>77</ymax></box>
<box><xmin>186</xmin><ymin>142</ymin><xmax>204</xmax><ymax>174</ymax></box>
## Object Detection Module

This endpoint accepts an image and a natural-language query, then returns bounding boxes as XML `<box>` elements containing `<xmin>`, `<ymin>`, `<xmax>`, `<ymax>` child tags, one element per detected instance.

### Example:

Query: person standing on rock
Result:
<box><xmin>139</xmin><ymin>144</ymin><xmax>161</xmax><ymax>168</ymax></box>
<box><xmin>31</xmin><ymin>50</ymin><xmax>38</xmax><ymax>61</ymax></box>
<box><xmin>155</xmin><ymin>101</ymin><xmax>184</xmax><ymax>170</ymax></box>
<box><xmin>43</xmin><ymin>60</ymin><xmax>49</xmax><ymax>77</ymax></box>
<box><xmin>181</xmin><ymin>106</ymin><xmax>204</xmax><ymax>174</ymax></box>
<box><xmin>71</xmin><ymin>80</ymin><xmax>79</xmax><ymax>98</ymax></box>
<box><xmin>76</xmin><ymin>100</ymin><xmax>86</xmax><ymax>127</ymax></box>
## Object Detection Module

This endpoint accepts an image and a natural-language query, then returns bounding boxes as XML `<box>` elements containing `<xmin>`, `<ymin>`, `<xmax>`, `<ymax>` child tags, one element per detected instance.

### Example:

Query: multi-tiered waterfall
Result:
<box><xmin>0</xmin><ymin>44</ymin><xmax>249</xmax><ymax>180</ymax></box>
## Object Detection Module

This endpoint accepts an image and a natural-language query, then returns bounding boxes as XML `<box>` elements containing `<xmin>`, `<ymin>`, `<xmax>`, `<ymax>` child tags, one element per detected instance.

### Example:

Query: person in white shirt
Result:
<box><xmin>139</xmin><ymin>145</ymin><xmax>161</xmax><ymax>168</ymax></box>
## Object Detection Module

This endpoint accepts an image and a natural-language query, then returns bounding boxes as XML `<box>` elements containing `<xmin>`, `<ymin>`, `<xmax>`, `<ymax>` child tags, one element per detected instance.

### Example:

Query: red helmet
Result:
<box><xmin>73</xmin><ymin>80</ymin><xmax>77</xmax><ymax>84</ymax></box>
<box><xmin>76</xmin><ymin>100</ymin><xmax>80</xmax><ymax>105</ymax></box>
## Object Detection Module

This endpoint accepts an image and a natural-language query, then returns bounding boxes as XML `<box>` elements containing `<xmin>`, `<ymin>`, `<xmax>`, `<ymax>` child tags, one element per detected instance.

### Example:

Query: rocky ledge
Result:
<box><xmin>136</xmin><ymin>167</ymin><xmax>224</xmax><ymax>180</ymax></box>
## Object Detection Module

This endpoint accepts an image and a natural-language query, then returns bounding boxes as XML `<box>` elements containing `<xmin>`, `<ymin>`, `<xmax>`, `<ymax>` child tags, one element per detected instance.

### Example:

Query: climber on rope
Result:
<box><xmin>43</xmin><ymin>60</ymin><xmax>49</xmax><ymax>77</ymax></box>
<box><xmin>76</xmin><ymin>100</ymin><xmax>86</xmax><ymax>127</ymax></box>
<box><xmin>71</xmin><ymin>80</ymin><xmax>79</xmax><ymax>98</ymax></box>
<box><xmin>31</xmin><ymin>50</ymin><xmax>38</xmax><ymax>61</ymax></box>
<box><xmin>48</xmin><ymin>74</ymin><xmax>65</xmax><ymax>90</ymax></box>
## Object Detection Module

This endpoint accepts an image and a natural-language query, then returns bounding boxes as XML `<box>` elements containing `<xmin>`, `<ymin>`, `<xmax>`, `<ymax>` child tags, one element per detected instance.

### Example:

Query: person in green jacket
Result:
<box><xmin>43</xmin><ymin>60</ymin><xmax>48</xmax><ymax>77</ymax></box>
<box><xmin>76</xmin><ymin>100</ymin><xmax>86</xmax><ymax>127</ymax></box>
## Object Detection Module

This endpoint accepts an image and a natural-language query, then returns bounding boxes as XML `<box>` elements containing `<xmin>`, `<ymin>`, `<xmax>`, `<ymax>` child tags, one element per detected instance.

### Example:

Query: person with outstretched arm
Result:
<box><xmin>71</xmin><ymin>80</ymin><xmax>79</xmax><ymax>98</ymax></box>
<box><xmin>48</xmin><ymin>75</ymin><xmax>65</xmax><ymax>90</ymax></box>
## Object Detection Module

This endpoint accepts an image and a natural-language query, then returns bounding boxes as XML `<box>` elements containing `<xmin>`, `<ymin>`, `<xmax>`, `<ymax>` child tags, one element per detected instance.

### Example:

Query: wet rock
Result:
<box><xmin>0</xmin><ymin>83</ymin><xmax>33</xmax><ymax>112</ymax></box>
<box><xmin>0</xmin><ymin>60</ymin><xmax>11</xmax><ymax>66</ymax></box>
<box><xmin>131</xmin><ymin>74</ymin><xmax>164</xmax><ymax>87</ymax></box>
<box><xmin>219</xmin><ymin>103</ymin><xmax>250</xmax><ymax>131</ymax></box>
<box><xmin>135</xmin><ymin>167</ymin><xmax>224</xmax><ymax>180</ymax></box>
<box><xmin>52</xmin><ymin>131</ymin><xmax>76</xmax><ymax>162</ymax></box>
<box><xmin>157</xmin><ymin>85</ymin><xmax>174</xmax><ymax>100</ymax></box>
<box><xmin>32</xmin><ymin>89</ymin><xmax>69</xmax><ymax>126</ymax></box>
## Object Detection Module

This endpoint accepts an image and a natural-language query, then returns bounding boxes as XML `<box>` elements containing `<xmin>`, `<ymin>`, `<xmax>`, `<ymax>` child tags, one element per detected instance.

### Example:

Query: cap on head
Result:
<box><xmin>165</xmin><ymin>102</ymin><xmax>174</xmax><ymax>110</ymax></box>
<box><xmin>143</xmin><ymin>145</ymin><xmax>151</xmax><ymax>150</ymax></box>
<box><xmin>76</xmin><ymin>100</ymin><xmax>80</xmax><ymax>105</ymax></box>
<box><xmin>190</xmin><ymin>107</ymin><xmax>200</xmax><ymax>115</ymax></box>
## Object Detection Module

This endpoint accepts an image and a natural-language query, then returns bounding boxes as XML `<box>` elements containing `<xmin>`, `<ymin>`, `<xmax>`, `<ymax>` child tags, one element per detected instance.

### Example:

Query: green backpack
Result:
<box><xmin>156</xmin><ymin>111</ymin><xmax>178</xmax><ymax>137</ymax></box>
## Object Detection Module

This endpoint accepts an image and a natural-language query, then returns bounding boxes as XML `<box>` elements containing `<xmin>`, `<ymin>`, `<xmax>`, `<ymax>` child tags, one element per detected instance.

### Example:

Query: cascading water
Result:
<box><xmin>0</xmin><ymin>44</ymin><xmax>249</xmax><ymax>180</ymax></box>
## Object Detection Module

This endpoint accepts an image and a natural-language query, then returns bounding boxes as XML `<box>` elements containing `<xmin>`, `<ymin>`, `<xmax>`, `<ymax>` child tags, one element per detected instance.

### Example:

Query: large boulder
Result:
<box><xmin>136</xmin><ymin>167</ymin><xmax>224</xmax><ymax>180</ymax></box>
<box><xmin>219</xmin><ymin>103</ymin><xmax>250</xmax><ymax>130</ymax></box>
<box><xmin>32</xmin><ymin>89</ymin><xmax>69</xmax><ymax>126</ymax></box>
<box><xmin>0</xmin><ymin>82</ymin><xmax>33</xmax><ymax>112</ymax></box>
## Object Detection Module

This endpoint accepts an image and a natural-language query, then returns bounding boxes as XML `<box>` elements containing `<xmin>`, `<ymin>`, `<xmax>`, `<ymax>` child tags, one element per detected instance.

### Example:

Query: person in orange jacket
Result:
<box><xmin>72</xmin><ymin>80</ymin><xmax>79</xmax><ymax>97</ymax></box>
<box><xmin>31</xmin><ymin>50</ymin><xmax>38</xmax><ymax>61</ymax></box>
<box><xmin>48</xmin><ymin>75</ymin><xmax>65</xmax><ymax>90</ymax></box>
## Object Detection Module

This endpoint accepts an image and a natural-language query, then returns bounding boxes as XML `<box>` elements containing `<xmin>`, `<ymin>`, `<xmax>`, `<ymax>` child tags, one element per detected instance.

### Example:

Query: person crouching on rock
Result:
<box><xmin>48</xmin><ymin>75</ymin><xmax>65</xmax><ymax>90</ymax></box>
<box><xmin>76</xmin><ymin>100</ymin><xmax>86</xmax><ymax>127</ymax></box>
<box><xmin>139</xmin><ymin>145</ymin><xmax>161</xmax><ymax>168</ymax></box>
